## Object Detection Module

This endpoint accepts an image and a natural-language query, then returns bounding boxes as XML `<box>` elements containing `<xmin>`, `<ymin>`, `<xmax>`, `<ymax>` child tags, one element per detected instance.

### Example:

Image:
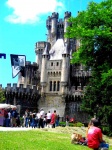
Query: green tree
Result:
<box><xmin>0</xmin><ymin>88</ymin><xmax>5</xmax><ymax>103</ymax></box>
<box><xmin>66</xmin><ymin>0</ymin><xmax>112</xmax><ymax>135</ymax></box>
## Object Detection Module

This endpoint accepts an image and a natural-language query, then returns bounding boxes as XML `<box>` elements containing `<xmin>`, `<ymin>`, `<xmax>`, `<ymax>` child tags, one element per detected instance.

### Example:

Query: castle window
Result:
<box><xmin>51</xmin><ymin>62</ymin><xmax>53</xmax><ymax>66</ymax></box>
<box><xmin>53</xmin><ymin>81</ymin><xmax>56</xmax><ymax>91</ymax></box>
<box><xmin>57</xmin><ymin>81</ymin><xmax>60</xmax><ymax>91</ymax></box>
<box><xmin>49</xmin><ymin>81</ymin><xmax>52</xmax><ymax>91</ymax></box>
<box><xmin>56</xmin><ymin>62</ymin><xmax>59</xmax><ymax>66</ymax></box>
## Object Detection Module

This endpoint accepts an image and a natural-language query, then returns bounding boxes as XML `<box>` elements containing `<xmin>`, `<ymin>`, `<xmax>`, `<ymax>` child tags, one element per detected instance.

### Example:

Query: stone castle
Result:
<box><xmin>2</xmin><ymin>11</ymin><xmax>91</xmax><ymax>122</ymax></box>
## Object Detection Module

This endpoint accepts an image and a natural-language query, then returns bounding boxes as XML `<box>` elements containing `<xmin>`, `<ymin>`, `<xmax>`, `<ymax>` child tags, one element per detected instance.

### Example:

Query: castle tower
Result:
<box><xmin>40</xmin><ymin>44</ymin><xmax>49</xmax><ymax>94</ymax></box>
<box><xmin>57</xmin><ymin>18</ymin><xmax>64</xmax><ymax>39</ymax></box>
<box><xmin>64</xmin><ymin>11</ymin><xmax>71</xmax><ymax>42</ymax></box>
<box><xmin>46</xmin><ymin>16</ymin><xmax>51</xmax><ymax>43</ymax></box>
<box><xmin>61</xmin><ymin>43</ymin><xmax>70</xmax><ymax>94</ymax></box>
<box><xmin>50</xmin><ymin>12</ymin><xmax>58</xmax><ymax>46</ymax></box>
<box><xmin>35</xmin><ymin>42</ymin><xmax>48</xmax><ymax>72</ymax></box>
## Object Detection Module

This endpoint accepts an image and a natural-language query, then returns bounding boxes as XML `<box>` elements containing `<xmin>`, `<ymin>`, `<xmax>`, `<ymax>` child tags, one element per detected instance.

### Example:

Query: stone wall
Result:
<box><xmin>65</xmin><ymin>101</ymin><xmax>89</xmax><ymax>123</ymax></box>
<box><xmin>37</xmin><ymin>93</ymin><xmax>89</xmax><ymax>123</ymax></box>
<box><xmin>37</xmin><ymin>94</ymin><xmax>66</xmax><ymax>117</ymax></box>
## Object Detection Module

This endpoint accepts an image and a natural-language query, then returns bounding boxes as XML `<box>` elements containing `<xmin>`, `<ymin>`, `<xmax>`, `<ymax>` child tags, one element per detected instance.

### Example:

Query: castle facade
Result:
<box><xmin>18</xmin><ymin>12</ymin><xmax>91</xmax><ymax>122</ymax></box>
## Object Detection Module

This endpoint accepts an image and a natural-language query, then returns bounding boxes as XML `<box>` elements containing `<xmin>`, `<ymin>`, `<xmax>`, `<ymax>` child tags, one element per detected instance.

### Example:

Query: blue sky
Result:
<box><xmin>0</xmin><ymin>0</ymin><xmax>103</xmax><ymax>88</ymax></box>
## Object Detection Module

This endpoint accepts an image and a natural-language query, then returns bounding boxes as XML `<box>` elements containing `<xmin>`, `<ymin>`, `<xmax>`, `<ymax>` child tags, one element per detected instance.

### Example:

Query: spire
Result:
<box><xmin>42</xmin><ymin>43</ymin><xmax>49</xmax><ymax>56</ymax></box>
<box><xmin>62</xmin><ymin>42</ymin><xmax>69</xmax><ymax>55</ymax></box>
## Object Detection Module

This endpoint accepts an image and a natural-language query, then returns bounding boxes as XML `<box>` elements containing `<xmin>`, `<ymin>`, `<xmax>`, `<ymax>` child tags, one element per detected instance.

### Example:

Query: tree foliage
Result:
<box><xmin>66</xmin><ymin>0</ymin><xmax>112</xmax><ymax>135</ymax></box>
<box><xmin>0</xmin><ymin>88</ymin><xmax>5</xmax><ymax>103</ymax></box>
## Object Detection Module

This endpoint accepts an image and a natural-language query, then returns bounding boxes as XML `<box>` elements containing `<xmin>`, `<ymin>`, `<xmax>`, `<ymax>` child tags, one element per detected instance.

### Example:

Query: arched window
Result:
<box><xmin>57</xmin><ymin>81</ymin><xmax>60</xmax><ymax>91</ymax></box>
<box><xmin>49</xmin><ymin>81</ymin><xmax>52</xmax><ymax>91</ymax></box>
<box><xmin>53</xmin><ymin>81</ymin><xmax>56</xmax><ymax>91</ymax></box>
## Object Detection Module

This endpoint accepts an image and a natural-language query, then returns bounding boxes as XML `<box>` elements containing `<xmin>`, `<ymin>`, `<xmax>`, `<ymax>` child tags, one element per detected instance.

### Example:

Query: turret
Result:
<box><xmin>50</xmin><ymin>12</ymin><xmax>58</xmax><ymax>46</ymax></box>
<box><xmin>46</xmin><ymin>16</ymin><xmax>51</xmax><ymax>43</ymax></box>
<box><xmin>64</xmin><ymin>11</ymin><xmax>71</xmax><ymax>33</ymax></box>
<box><xmin>24</xmin><ymin>61</ymin><xmax>31</xmax><ymax>87</ymax></box>
<box><xmin>51</xmin><ymin>12</ymin><xmax>58</xmax><ymax>34</ymax></box>
<box><xmin>64</xmin><ymin>11</ymin><xmax>71</xmax><ymax>42</ymax></box>
<box><xmin>57</xmin><ymin>19</ymin><xmax>64</xmax><ymax>39</ymax></box>
<box><xmin>35</xmin><ymin>42</ymin><xmax>47</xmax><ymax>72</ymax></box>
<box><xmin>61</xmin><ymin>43</ymin><xmax>70</xmax><ymax>94</ymax></box>
<box><xmin>41</xmin><ymin>44</ymin><xmax>49</xmax><ymax>94</ymax></box>
<box><xmin>18</xmin><ymin>61</ymin><xmax>38</xmax><ymax>88</ymax></box>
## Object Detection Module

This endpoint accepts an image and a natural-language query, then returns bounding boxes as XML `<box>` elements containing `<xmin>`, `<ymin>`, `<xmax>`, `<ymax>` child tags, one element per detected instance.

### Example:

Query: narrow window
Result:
<box><xmin>51</xmin><ymin>62</ymin><xmax>53</xmax><ymax>66</ymax></box>
<box><xmin>49</xmin><ymin>81</ymin><xmax>52</xmax><ymax>91</ymax></box>
<box><xmin>53</xmin><ymin>81</ymin><xmax>56</xmax><ymax>91</ymax></box>
<box><xmin>57</xmin><ymin>81</ymin><xmax>60</xmax><ymax>91</ymax></box>
<box><xmin>56</xmin><ymin>62</ymin><xmax>59</xmax><ymax>66</ymax></box>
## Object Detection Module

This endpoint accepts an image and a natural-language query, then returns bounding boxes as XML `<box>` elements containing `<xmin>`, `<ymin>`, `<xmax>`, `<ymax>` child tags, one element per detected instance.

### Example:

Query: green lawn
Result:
<box><xmin>0</xmin><ymin>127</ymin><xmax>112</xmax><ymax>150</ymax></box>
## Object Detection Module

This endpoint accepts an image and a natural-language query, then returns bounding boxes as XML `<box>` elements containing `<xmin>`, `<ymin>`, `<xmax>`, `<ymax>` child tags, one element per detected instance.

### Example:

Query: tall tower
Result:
<box><xmin>50</xmin><ymin>12</ymin><xmax>58</xmax><ymax>46</ymax></box>
<box><xmin>46</xmin><ymin>16</ymin><xmax>51</xmax><ymax>43</ymax></box>
<box><xmin>40</xmin><ymin>44</ymin><xmax>49</xmax><ymax>94</ymax></box>
<box><xmin>64</xmin><ymin>11</ymin><xmax>71</xmax><ymax>42</ymax></box>
<box><xmin>61</xmin><ymin>43</ymin><xmax>70</xmax><ymax>94</ymax></box>
<box><xmin>35</xmin><ymin>42</ymin><xmax>47</xmax><ymax>72</ymax></box>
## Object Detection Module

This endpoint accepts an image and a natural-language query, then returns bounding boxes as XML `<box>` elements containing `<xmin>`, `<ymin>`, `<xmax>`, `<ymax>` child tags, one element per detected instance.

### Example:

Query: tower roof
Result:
<box><xmin>42</xmin><ymin>44</ymin><xmax>49</xmax><ymax>56</ymax></box>
<box><xmin>49</xmin><ymin>39</ymin><xmax>71</xmax><ymax>60</ymax></box>
<box><xmin>49</xmin><ymin>39</ymin><xmax>64</xmax><ymax>60</ymax></box>
<box><xmin>62</xmin><ymin>43</ymin><xmax>69</xmax><ymax>55</ymax></box>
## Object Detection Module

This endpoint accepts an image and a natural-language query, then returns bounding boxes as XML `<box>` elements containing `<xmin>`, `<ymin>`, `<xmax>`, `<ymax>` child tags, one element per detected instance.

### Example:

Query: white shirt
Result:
<box><xmin>40</xmin><ymin>110</ymin><xmax>44</xmax><ymax>119</ymax></box>
<box><xmin>47</xmin><ymin>112</ymin><xmax>52</xmax><ymax>119</ymax></box>
<box><xmin>8</xmin><ymin>112</ymin><xmax>11</xmax><ymax>119</ymax></box>
<box><xmin>37</xmin><ymin>112</ymin><xmax>41</xmax><ymax>119</ymax></box>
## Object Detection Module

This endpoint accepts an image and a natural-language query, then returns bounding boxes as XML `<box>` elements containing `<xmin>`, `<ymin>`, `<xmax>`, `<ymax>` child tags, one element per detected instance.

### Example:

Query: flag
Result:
<box><xmin>0</xmin><ymin>53</ymin><xmax>6</xmax><ymax>59</ymax></box>
<box><xmin>10</xmin><ymin>54</ymin><xmax>26</xmax><ymax>78</ymax></box>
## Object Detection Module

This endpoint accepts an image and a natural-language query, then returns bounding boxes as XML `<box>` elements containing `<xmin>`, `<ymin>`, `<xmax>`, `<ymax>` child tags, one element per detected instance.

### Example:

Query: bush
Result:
<box><xmin>59</xmin><ymin>122</ymin><xmax>84</xmax><ymax>127</ymax></box>
<box><xmin>59</xmin><ymin>122</ymin><xmax>66</xmax><ymax>127</ymax></box>
<box><xmin>102</xmin><ymin>126</ymin><xmax>112</xmax><ymax>137</ymax></box>
<box><xmin>74</xmin><ymin>122</ymin><xmax>84</xmax><ymax>127</ymax></box>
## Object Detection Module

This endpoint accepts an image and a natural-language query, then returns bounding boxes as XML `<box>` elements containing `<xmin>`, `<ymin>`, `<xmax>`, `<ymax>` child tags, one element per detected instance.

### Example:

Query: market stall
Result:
<box><xmin>0</xmin><ymin>104</ymin><xmax>17</xmax><ymax>126</ymax></box>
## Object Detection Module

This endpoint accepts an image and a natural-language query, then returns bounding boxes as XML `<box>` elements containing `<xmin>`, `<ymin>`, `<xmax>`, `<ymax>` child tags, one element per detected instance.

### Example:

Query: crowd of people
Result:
<box><xmin>3</xmin><ymin>107</ymin><xmax>60</xmax><ymax>128</ymax></box>
<box><xmin>3</xmin><ymin>107</ymin><xmax>19</xmax><ymax>127</ymax></box>
<box><xmin>22</xmin><ymin>109</ymin><xmax>60</xmax><ymax>128</ymax></box>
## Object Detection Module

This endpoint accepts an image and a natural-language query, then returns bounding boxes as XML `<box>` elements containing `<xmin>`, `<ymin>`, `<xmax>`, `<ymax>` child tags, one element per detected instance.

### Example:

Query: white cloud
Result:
<box><xmin>5</xmin><ymin>0</ymin><xmax>65</xmax><ymax>24</ymax></box>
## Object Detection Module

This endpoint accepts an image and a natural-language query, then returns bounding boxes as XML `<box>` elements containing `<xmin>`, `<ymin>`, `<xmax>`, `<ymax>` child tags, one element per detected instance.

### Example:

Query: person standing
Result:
<box><xmin>39</xmin><ymin>109</ymin><xmax>44</xmax><ymax>128</ymax></box>
<box><xmin>46</xmin><ymin>111</ymin><xmax>52</xmax><ymax>127</ymax></box>
<box><xmin>50</xmin><ymin>110</ymin><xmax>57</xmax><ymax>128</ymax></box>
<box><xmin>25</xmin><ymin>109</ymin><xmax>30</xmax><ymax>127</ymax></box>
<box><xmin>31</xmin><ymin>112</ymin><xmax>36</xmax><ymax>128</ymax></box>
<box><xmin>7</xmin><ymin>110</ymin><xmax>11</xmax><ymax>127</ymax></box>
<box><xmin>56</xmin><ymin>114</ymin><xmax>60</xmax><ymax>127</ymax></box>
<box><xmin>10</xmin><ymin>108</ymin><xmax>18</xmax><ymax>127</ymax></box>
<box><xmin>36</xmin><ymin>111</ymin><xmax>40</xmax><ymax>128</ymax></box>
<box><xmin>66</xmin><ymin>115</ymin><xmax>69</xmax><ymax>126</ymax></box>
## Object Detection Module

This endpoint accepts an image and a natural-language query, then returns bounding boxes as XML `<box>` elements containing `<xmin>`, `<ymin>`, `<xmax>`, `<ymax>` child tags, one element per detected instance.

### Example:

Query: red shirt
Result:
<box><xmin>87</xmin><ymin>126</ymin><xmax>102</xmax><ymax>149</ymax></box>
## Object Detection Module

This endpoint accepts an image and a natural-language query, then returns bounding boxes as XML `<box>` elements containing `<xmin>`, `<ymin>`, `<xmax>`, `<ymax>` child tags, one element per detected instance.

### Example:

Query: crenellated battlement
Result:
<box><xmin>0</xmin><ymin>83</ymin><xmax>39</xmax><ymax>98</ymax></box>
<box><xmin>46</xmin><ymin>16</ymin><xmax>51</xmax><ymax>28</ymax></box>
<box><xmin>25</xmin><ymin>61</ymin><xmax>38</xmax><ymax>69</ymax></box>
<box><xmin>51</xmin><ymin>12</ymin><xmax>59</xmax><ymax>19</ymax></box>
<box><xmin>64</xmin><ymin>11</ymin><xmax>71</xmax><ymax>19</ymax></box>
<box><xmin>35</xmin><ymin>41</ymin><xmax>47</xmax><ymax>49</ymax></box>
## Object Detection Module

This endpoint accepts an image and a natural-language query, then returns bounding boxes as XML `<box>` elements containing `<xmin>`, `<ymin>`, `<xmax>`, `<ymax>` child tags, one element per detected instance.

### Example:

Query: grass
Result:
<box><xmin>0</xmin><ymin>127</ymin><xmax>112</xmax><ymax>150</ymax></box>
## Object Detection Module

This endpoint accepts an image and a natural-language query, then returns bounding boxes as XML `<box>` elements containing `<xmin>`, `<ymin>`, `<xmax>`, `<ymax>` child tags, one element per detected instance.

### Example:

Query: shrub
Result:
<box><xmin>74</xmin><ymin>122</ymin><xmax>84</xmax><ymax>127</ymax></box>
<box><xmin>59</xmin><ymin>122</ymin><xmax>84</xmax><ymax>127</ymax></box>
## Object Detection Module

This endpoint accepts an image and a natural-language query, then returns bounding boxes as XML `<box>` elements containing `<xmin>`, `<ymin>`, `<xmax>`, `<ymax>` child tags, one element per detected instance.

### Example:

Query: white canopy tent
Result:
<box><xmin>0</xmin><ymin>104</ymin><xmax>17</xmax><ymax>109</ymax></box>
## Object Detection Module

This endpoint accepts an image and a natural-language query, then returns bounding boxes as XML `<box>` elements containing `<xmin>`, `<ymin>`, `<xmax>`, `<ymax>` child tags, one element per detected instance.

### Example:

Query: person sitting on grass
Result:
<box><xmin>87</xmin><ymin>118</ymin><xmax>109</xmax><ymax>150</ymax></box>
